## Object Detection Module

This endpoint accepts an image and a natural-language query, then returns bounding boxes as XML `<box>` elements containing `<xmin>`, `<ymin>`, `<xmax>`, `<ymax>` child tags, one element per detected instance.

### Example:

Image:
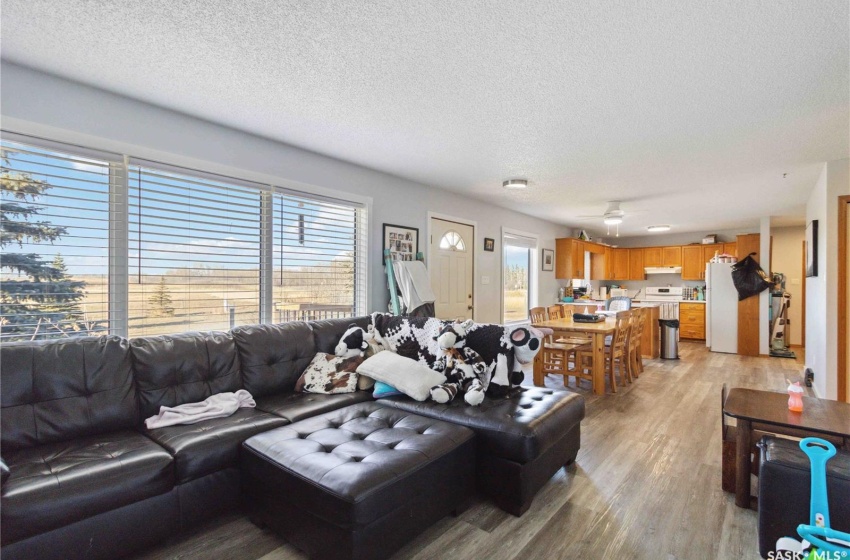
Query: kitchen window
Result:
<box><xmin>502</xmin><ymin>229</ymin><xmax>538</xmax><ymax>324</ymax></box>
<box><xmin>1</xmin><ymin>133</ymin><xmax>367</xmax><ymax>339</ymax></box>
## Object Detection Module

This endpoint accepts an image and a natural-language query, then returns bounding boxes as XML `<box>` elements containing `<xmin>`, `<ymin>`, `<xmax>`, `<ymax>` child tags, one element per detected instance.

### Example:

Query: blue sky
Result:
<box><xmin>1</xmin><ymin>140</ymin><xmax>356</xmax><ymax>279</ymax></box>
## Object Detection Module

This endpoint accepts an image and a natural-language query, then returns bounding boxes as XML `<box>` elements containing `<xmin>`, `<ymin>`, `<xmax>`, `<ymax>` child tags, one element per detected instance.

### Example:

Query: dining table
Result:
<box><xmin>530</xmin><ymin>316</ymin><xmax>616</xmax><ymax>395</ymax></box>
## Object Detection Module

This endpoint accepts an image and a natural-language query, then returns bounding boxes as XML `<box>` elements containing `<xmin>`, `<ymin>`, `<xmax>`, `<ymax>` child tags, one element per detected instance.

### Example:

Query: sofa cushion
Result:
<box><xmin>131</xmin><ymin>331</ymin><xmax>242</xmax><ymax>420</ymax></box>
<box><xmin>0</xmin><ymin>430</ymin><xmax>174</xmax><ymax>544</ymax></box>
<box><xmin>1</xmin><ymin>336</ymin><xmax>137</xmax><ymax>451</ymax></box>
<box><xmin>310</xmin><ymin>316</ymin><xmax>372</xmax><ymax>354</ymax></box>
<box><xmin>256</xmin><ymin>391</ymin><xmax>373</xmax><ymax>423</ymax></box>
<box><xmin>377</xmin><ymin>387</ymin><xmax>585</xmax><ymax>463</ymax></box>
<box><xmin>143</xmin><ymin>408</ymin><xmax>287</xmax><ymax>484</ymax></box>
<box><xmin>231</xmin><ymin>322</ymin><xmax>315</xmax><ymax>397</ymax></box>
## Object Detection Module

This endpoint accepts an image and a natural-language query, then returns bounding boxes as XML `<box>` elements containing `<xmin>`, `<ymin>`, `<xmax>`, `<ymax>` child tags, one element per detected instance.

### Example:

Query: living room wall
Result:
<box><xmin>805</xmin><ymin>158</ymin><xmax>850</xmax><ymax>399</ymax></box>
<box><xmin>0</xmin><ymin>62</ymin><xmax>570</xmax><ymax>324</ymax></box>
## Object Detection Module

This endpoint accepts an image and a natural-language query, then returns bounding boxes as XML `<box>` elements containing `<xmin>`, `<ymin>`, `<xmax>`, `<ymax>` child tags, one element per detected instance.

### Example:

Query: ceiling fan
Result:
<box><xmin>576</xmin><ymin>201</ymin><xmax>630</xmax><ymax>236</ymax></box>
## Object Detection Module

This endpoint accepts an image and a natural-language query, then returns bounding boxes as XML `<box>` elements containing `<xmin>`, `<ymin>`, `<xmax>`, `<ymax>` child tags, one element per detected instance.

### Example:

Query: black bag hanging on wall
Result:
<box><xmin>731</xmin><ymin>253</ymin><xmax>771</xmax><ymax>301</ymax></box>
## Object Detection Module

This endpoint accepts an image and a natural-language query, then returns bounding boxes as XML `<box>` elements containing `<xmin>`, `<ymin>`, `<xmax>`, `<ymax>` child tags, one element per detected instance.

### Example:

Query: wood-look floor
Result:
<box><xmin>132</xmin><ymin>341</ymin><xmax>807</xmax><ymax>560</ymax></box>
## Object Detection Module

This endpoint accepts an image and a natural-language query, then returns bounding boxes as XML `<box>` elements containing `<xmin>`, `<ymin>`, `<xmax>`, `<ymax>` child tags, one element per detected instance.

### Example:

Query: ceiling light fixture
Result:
<box><xmin>502</xmin><ymin>179</ymin><xmax>528</xmax><ymax>190</ymax></box>
<box><xmin>603</xmin><ymin>216</ymin><xmax>623</xmax><ymax>225</ymax></box>
<box><xmin>646</xmin><ymin>225</ymin><xmax>671</xmax><ymax>232</ymax></box>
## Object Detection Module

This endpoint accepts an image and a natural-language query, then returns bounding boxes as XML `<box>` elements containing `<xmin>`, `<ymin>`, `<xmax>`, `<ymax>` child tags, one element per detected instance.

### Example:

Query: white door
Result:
<box><xmin>430</xmin><ymin>218</ymin><xmax>474</xmax><ymax>320</ymax></box>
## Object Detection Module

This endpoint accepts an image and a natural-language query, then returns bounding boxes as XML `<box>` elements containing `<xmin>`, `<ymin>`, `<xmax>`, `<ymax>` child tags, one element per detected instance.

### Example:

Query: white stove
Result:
<box><xmin>643</xmin><ymin>287</ymin><xmax>683</xmax><ymax>320</ymax></box>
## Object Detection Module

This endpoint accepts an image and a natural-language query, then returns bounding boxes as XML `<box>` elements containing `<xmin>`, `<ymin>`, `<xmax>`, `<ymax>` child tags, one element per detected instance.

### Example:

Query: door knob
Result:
<box><xmin>467</xmin><ymin>305</ymin><xmax>474</xmax><ymax>310</ymax></box>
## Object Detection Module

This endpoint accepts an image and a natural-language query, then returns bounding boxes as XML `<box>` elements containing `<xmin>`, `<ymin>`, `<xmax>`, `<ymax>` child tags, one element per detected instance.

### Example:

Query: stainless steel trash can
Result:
<box><xmin>659</xmin><ymin>319</ymin><xmax>680</xmax><ymax>359</ymax></box>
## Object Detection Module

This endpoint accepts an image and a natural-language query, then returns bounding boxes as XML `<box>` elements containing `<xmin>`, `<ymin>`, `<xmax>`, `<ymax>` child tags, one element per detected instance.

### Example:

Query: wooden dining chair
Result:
<box><xmin>531</xmin><ymin>306</ymin><xmax>590</xmax><ymax>386</ymax></box>
<box><xmin>547</xmin><ymin>304</ymin><xmax>564</xmax><ymax>320</ymax></box>
<box><xmin>627</xmin><ymin>308</ymin><xmax>645</xmax><ymax>379</ymax></box>
<box><xmin>606</xmin><ymin>310</ymin><xmax>632</xmax><ymax>391</ymax></box>
<box><xmin>529</xmin><ymin>306</ymin><xmax>547</xmax><ymax>323</ymax></box>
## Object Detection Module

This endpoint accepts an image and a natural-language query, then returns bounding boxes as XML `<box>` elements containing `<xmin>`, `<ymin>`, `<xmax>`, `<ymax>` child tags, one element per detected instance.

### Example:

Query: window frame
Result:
<box><xmin>1</xmin><ymin>132</ymin><xmax>369</xmax><ymax>339</ymax></box>
<box><xmin>501</xmin><ymin>227</ymin><xmax>538</xmax><ymax>325</ymax></box>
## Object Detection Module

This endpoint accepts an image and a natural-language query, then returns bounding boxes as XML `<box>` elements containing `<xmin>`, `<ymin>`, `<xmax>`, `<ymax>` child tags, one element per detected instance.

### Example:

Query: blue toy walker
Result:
<box><xmin>776</xmin><ymin>438</ymin><xmax>850</xmax><ymax>557</ymax></box>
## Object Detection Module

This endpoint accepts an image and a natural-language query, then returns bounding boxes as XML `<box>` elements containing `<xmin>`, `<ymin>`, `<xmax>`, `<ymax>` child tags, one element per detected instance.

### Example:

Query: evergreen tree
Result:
<box><xmin>41</xmin><ymin>254</ymin><xmax>85</xmax><ymax>323</ymax></box>
<box><xmin>149</xmin><ymin>277</ymin><xmax>175</xmax><ymax>316</ymax></box>
<box><xmin>0</xmin><ymin>149</ymin><xmax>87</xmax><ymax>340</ymax></box>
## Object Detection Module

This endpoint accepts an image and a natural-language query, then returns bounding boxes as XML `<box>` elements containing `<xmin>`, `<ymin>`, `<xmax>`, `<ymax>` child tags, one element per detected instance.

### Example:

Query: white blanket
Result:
<box><xmin>392</xmin><ymin>260</ymin><xmax>436</xmax><ymax>313</ymax></box>
<box><xmin>145</xmin><ymin>390</ymin><xmax>256</xmax><ymax>429</ymax></box>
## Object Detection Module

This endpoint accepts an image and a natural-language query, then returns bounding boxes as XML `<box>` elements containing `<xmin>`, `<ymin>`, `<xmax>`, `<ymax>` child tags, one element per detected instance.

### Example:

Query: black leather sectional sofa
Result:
<box><xmin>1</xmin><ymin>316</ymin><xmax>585</xmax><ymax>560</ymax></box>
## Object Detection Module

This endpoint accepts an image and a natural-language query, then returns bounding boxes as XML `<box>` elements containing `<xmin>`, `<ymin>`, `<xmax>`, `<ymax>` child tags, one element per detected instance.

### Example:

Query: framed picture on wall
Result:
<box><xmin>383</xmin><ymin>223</ymin><xmax>419</xmax><ymax>262</ymax></box>
<box><xmin>484</xmin><ymin>238</ymin><xmax>495</xmax><ymax>252</ymax></box>
<box><xmin>805</xmin><ymin>220</ymin><xmax>818</xmax><ymax>277</ymax></box>
<box><xmin>542</xmin><ymin>248</ymin><xmax>554</xmax><ymax>271</ymax></box>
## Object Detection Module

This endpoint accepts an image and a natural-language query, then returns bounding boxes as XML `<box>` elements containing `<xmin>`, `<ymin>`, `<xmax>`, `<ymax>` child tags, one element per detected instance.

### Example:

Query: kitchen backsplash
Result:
<box><xmin>598</xmin><ymin>275</ymin><xmax>706</xmax><ymax>299</ymax></box>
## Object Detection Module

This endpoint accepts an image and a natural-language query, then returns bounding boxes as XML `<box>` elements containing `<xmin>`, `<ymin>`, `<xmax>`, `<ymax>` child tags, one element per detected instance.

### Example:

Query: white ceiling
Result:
<box><xmin>2</xmin><ymin>1</ymin><xmax>847</xmax><ymax>237</ymax></box>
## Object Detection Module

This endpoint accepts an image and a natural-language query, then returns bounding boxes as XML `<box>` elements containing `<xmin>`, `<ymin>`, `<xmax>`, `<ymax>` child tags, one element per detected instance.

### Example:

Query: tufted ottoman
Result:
<box><xmin>241</xmin><ymin>402</ymin><xmax>475</xmax><ymax>560</ymax></box>
<box><xmin>377</xmin><ymin>387</ymin><xmax>585</xmax><ymax>515</ymax></box>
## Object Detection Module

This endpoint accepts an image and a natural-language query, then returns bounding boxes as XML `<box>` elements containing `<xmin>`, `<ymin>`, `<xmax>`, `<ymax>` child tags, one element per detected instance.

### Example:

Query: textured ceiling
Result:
<box><xmin>2</xmin><ymin>0</ymin><xmax>847</xmax><ymax>236</ymax></box>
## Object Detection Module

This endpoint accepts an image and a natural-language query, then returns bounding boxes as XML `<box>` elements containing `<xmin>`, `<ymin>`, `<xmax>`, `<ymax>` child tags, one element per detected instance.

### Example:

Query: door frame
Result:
<box><xmin>500</xmin><ymin>227</ymin><xmax>539</xmax><ymax>325</ymax></box>
<box><xmin>838</xmin><ymin>195</ymin><xmax>849</xmax><ymax>402</ymax></box>
<box><xmin>427</xmin><ymin>212</ymin><xmax>477</xmax><ymax>321</ymax></box>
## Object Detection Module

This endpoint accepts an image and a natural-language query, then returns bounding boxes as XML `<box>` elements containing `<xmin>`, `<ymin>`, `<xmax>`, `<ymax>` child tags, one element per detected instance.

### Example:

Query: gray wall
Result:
<box><xmin>0</xmin><ymin>62</ymin><xmax>571</xmax><ymax>324</ymax></box>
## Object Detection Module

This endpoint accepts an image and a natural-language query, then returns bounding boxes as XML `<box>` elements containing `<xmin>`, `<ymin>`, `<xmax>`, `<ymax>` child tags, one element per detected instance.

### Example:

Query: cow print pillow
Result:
<box><xmin>296</xmin><ymin>353</ymin><xmax>364</xmax><ymax>394</ymax></box>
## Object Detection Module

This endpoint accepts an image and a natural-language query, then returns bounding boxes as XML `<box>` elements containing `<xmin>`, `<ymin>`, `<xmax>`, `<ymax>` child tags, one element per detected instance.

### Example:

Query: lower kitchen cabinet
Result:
<box><xmin>679</xmin><ymin>302</ymin><xmax>706</xmax><ymax>340</ymax></box>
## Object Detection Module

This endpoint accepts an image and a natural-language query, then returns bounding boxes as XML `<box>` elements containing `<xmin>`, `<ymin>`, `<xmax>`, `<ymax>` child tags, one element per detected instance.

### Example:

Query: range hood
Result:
<box><xmin>644</xmin><ymin>266</ymin><xmax>682</xmax><ymax>274</ymax></box>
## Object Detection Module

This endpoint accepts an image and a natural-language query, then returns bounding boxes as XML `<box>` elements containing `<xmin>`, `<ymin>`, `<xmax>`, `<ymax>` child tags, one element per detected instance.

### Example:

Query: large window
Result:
<box><xmin>503</xmin><ymin>231</ymin><xmax>537</xmax><ymax>323</ymax></box>
<box><xmin>128</xmin><ymin>164</ymin><xmax>262</xmax><ymax>336</ymax></box>
<box><xmin>273</xmin><ymin>193</ymin><xmax>361</xmax><ymax>322</ymax></box>
<box><xmin>0</xmin><ymin>140</ymin><xmax>112</xmax><ymax>341</ymax></box>
<box><xmin>0</xmin><ymin>135</ymin><xmax>366</xmax><ymax>340</ymax></box>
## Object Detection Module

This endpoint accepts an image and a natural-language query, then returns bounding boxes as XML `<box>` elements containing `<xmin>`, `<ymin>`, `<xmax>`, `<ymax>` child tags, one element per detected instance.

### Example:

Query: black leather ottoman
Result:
<box><xmin>378</xmin><ymin>387</ymin><xmax>585</xmax><ymax>515</ymax></box>
<box><xmin>241</xmin><ymin>402</ymin><xmax>475</xmax><ymax>560</ymax></box>
<box><xmin>757</xmin><ymin>436</ymin><xmax>850</xmax><ymax>559</ymax></box>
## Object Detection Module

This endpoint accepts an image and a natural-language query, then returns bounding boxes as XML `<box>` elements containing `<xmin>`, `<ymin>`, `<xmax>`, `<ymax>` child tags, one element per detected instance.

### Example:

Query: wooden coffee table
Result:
<box><xmin>723</xmin><ymin>388</ymin><xmax>850</xmax><ymax>508</ymax></box>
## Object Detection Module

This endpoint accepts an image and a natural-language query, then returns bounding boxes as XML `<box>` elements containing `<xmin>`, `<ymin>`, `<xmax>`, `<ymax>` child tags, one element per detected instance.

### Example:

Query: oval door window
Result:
<box><xmin>439</xmin><ymin>230</ymin><xmax>466</xmax><ymax>251</ymax></box>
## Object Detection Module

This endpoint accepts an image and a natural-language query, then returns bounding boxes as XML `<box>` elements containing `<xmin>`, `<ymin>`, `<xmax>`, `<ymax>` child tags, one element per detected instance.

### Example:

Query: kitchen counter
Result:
<box><xmin>559</xmin><ymin>300</ymin><xmax>661</xmax><ymax>308</ymax></box>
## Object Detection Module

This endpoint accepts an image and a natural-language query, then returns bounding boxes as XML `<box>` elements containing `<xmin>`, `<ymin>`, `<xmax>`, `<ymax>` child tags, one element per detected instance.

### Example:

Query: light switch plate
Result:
<box><xmin>481</xmin><ymin>275</ymin><xmax>490</xmax><ymax>285</ymax></box>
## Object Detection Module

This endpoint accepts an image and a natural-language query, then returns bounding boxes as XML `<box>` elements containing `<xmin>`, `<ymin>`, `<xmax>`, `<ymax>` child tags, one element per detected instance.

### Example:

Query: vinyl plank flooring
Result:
<box><xmin>130</xmin><ymin>341</ymin><xmax>804</xmax><ymax>560</ymax></box>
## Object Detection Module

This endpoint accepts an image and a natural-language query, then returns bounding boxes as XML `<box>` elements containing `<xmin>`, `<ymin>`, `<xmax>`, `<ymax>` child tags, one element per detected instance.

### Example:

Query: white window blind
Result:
<box><xmin>128</xmin><ymin>163</ymin><xmax>262</xmax><ymax>336</ymax></box>
<box><xmin>272</xmin><ymin>191</ymin><xmax>365</xmax><ymax>322</ymax></box>
<box><xmin>0</xmin><ymin>139</ymin><xmax>113</xmax><ymax>341</ymax></box>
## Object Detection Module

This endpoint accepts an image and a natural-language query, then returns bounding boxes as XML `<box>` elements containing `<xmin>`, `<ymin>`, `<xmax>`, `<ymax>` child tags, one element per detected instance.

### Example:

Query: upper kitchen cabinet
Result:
<box><xmin>555</xmin><ymin>238</ymin><xmax>585</xmax><ymax>279</ymax></box>
<box><xmin>644</xmin><ymin>247</ymin><xmax>663</xmax><ymax>267</ymax></box>
<box><xmin>723</xmin><ymin>242</ymin><xmax>737</xmax><ymax>258</ymax></box>
<box><xmin>703</xmin><ymin>244</ymin><xmax>719</xmax><ymax>264</ymax></box>
<box><xmin>662</xmin><ymin>246</ymin><xmax>682</xmax><ymax>267</ymax></box>
<box><xmin>681</xmin><ymin>245</ymin><xmax>704</xmax><ymax>280</ymax></box>
<box><xmin>628</xmin><ymin>249</ymin><xmax>645</xmax><ymax>280</ymax></box>
<box><xmin>610</xmin><ymin>249</ymin><xmax>630</xmax><ymax>280</ymax></box>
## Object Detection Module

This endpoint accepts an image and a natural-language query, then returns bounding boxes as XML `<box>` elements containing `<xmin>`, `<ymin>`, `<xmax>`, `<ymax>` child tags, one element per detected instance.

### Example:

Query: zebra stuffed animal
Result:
<box><xmin>430</xmin><ymin>320</ymin><xmax>489</xmax><ymax>406</ymax></box>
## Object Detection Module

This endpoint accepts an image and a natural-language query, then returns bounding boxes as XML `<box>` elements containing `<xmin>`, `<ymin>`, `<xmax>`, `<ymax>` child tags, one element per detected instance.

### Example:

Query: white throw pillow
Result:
<box><xmin>356</xmin><ymin>351</ymin><xmax>446</xmax><ymax>402</ymax></box>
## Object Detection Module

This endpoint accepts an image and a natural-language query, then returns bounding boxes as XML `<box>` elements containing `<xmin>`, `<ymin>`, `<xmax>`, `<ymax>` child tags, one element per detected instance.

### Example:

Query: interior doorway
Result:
<box><xmin>429</xmin><ymin>216</ymin><xmax>475</xmax><ymax>321</ymax></box>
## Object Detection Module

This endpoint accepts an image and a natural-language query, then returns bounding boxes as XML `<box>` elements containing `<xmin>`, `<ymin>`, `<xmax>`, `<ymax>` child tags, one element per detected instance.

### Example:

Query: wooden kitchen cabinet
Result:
<box><xmin>644</xmin><ymin>247</ymin><xmax>663</xmax><ymax>267</ymax></box>
<box><xmin>679</xmin><ymin>302</ymin><xmax>706</xmax><ymax>340</ymax></box>
<box><xmin>723</xmin><ymin>242</ymin><xmax>737</xmax><ymax>258</ymax></box>
<box><xmin>628</xmin><ymin>248</ymin><xmax>645</xmax><ymax>280</ymax></box>
<box><xmin>681</xmin><ymin>246</ymin><xmax>704</xmax><ymax>280</ymax></box>
<box><xmin>610</xmin><ymin>249</ymin><xmax>630</xmax><ymax>280</ymax></box>
<box><xmin>555</xmin><ymin>238</ymin><xmax>585</xmax><ymax>279</ymax></box>
<box><xmin>662</xmin><ymin>246</ymin><xmax>682</xmax><ymax>267</ymax></box>
<box><xmin>703</xmin><ymin>244</ymin><xmax>719</xmax><ymax>264</ymax></box>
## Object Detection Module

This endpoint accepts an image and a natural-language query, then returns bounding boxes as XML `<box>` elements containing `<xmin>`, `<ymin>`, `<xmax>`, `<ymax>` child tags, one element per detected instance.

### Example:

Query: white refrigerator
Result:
<box><xmin>706</xmin><ymin>262</ymin><xmax>738</xmax><ymax>354</ymax></box>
